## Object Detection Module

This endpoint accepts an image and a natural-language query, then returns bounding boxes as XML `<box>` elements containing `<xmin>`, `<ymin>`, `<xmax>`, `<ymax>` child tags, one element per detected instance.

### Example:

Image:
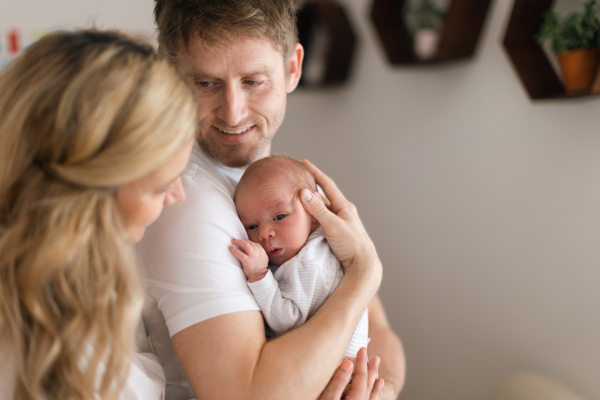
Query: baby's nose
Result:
<box><xmin>260</xmin><ymin>225</ymin><xmax>275</xmax><ymax>240</ymax></box>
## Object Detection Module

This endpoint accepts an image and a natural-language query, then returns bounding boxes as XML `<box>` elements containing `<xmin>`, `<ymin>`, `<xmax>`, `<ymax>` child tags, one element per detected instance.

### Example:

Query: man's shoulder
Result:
<box><xmin>182</xmin><ymin>149</ymin><xmax>237</xmax><ymax>202</ymax></box>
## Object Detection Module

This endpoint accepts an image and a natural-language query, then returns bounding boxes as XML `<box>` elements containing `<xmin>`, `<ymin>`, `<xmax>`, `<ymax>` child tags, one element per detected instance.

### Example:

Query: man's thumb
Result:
<box><xmin>300</xmin><ymin>189</ymin><xmax>333</xmax><ymax>225</ymax></box>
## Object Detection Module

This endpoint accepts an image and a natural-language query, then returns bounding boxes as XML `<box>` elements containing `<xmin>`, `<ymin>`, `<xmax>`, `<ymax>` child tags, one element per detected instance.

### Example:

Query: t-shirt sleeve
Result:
<box><xmin>137</xmin><ymin>170</ymin><xmax>259</xmax><ymax>337</ymax></box>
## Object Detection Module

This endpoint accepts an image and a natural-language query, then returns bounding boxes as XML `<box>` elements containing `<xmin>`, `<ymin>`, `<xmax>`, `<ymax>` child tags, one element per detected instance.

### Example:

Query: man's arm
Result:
<box><xmin>173</xmin><ymin>271</ymin><xmax>375</xmax><ymax>400</ymax></box>
<box><xmin>367</xmin><ymin>294</ymin><xmax>406</xmax><ymax>400</ymax></box>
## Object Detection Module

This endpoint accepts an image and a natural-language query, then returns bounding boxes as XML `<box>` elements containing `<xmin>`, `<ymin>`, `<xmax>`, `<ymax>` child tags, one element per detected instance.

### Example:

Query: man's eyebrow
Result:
<box><xmin>184</xmin><ymin>68</ymin><xmax>274</xmax><ymax>79</ymax></box>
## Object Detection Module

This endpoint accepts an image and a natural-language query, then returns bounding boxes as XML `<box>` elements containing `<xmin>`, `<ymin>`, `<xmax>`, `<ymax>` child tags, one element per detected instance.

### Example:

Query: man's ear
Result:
<box><xmin>286</xmin><ymin>43</ymin><xmax>304</xmax><ymax>93</ymax></box>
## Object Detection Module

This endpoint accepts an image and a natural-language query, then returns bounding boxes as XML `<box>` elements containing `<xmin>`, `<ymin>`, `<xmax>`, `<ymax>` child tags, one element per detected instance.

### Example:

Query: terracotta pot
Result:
<box><xmin>557</xmin><ymin>48</ymin><xmax>600</xmax><ymax>93</ymax></box>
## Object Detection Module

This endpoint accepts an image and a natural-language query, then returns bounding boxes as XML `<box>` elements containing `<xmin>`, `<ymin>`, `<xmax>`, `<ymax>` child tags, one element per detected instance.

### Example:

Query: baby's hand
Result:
<box><xmin>229</xmin><ymin>238</ymin><xmax>269</xmax><ymax>283</ymax></box>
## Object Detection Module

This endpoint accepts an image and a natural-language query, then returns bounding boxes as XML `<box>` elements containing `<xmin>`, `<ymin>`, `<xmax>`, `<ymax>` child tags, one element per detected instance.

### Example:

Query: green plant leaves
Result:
<box><xmin>535</xmin><ymin>0</ymin><xmax>600</xmax><ymax>53</ymax></box>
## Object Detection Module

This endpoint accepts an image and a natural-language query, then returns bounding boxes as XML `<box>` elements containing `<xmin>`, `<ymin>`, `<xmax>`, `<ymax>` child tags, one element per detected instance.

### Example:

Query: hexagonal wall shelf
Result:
<box><xmin>297</xmin><ymin>0</ymin><xmax>358</xmax><ymax>87</ymax></box>
<box><xmin>370</xmin><ymin>0</ymin><xmax>493</xmax><ymax>65</ymax></box>
<box><xmin>503</xmin><ymin>0</ymin><xmax>600</xmax><ymax>100</ymax></box>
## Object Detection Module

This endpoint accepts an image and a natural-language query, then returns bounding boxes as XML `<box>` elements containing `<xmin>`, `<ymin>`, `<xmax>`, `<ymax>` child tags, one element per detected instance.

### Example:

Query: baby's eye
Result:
<box><xmin>275</xmin><ymin>214</ymin><xmax>286</xmax><ymax>221</ymax></box>
<box><xmin>247</xmin><ymin>224</ymin><xmax>258</xmax><ymax>230</ymax></box>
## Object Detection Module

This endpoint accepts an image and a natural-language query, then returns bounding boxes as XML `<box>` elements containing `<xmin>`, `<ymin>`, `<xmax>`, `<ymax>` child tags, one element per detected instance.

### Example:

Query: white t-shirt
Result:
<box><xmin>137</xmin><ymin>143</ymin><xmax>260</xmax><ymax>400</ymax></box>
<box><xmin>0</xmin><ymin>345</ymin><xmax>166</xmax><ymax>400</ymax></box>
<box><xmin>248</xmin><ymin>227</ymin><xmax>369</xmax><ymax>357</ymax></box>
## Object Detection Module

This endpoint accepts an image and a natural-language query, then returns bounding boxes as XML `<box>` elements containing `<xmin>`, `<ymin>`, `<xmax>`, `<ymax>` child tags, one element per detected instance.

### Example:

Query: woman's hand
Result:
<box><xmin>319</xmin><ymin>348</ymin><xmax>384</xmax><ymax>400</ymax></box>
<box><xmin>300</xmin><ymin>160</ymin><xmax>382</xmax><ymax>286</ymax></box>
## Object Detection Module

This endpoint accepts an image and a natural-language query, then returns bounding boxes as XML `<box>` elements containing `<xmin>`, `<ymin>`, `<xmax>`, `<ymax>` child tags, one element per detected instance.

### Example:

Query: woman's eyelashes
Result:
<box><xmin>156</xmin><ymin>186</ymin><xmax>170</xmax><ymax>195</ymax></box>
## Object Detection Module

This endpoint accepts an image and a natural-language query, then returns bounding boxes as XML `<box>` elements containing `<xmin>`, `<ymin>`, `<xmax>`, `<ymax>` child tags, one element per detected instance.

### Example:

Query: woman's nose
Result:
<box><xmin>164</xmin><ymin>178</ymin><xmax>186</xmax><ymax>205</ymax></box>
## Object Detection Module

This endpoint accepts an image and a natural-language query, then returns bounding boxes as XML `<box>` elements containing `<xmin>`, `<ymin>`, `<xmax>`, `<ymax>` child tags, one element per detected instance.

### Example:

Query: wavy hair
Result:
<box><xmin>0</xmin><ymin>30</ymin><xmax>197</xmax><ymax>400</ymax></box>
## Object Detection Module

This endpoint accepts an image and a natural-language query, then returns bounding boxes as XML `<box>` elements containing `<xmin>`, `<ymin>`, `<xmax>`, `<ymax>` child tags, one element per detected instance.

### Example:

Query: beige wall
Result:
<box><xmin>3</xmin><ymin>0</ymin><xmax>600</xmax><ymax>399</ymax></box>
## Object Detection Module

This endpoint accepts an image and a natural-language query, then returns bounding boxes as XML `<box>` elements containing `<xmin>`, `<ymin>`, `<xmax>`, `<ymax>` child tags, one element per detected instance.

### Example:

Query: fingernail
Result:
<box><xmin>380</xmin><ymin>379</ymin><xmax>385</xmax><ymax>387</ymax></box>
<box><xmin>341</xmin><ymin>359</ymin><xmax>353</xmax><ymax>373</ymax></box>
<box><xmin>301</xmin><ymin>189</ymin><xmax>312</xmax><ymax>202</ymax></box>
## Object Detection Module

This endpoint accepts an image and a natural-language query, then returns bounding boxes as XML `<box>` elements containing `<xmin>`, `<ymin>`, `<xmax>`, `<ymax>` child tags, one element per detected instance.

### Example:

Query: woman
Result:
<box><xmin>0</xmin><ymin>30</ymin><xmax>197</xmax><ymax>400</ymax></box>
<box><xmin>0</xmin><ymin>30</ymin><xmax>383</xmax><ymax>400</ymax></box>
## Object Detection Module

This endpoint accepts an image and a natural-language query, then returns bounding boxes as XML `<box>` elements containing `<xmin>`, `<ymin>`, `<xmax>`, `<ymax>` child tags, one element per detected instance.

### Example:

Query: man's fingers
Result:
<box><xmin>300</xmin><ymin>189</ymin><xmax>338</xmax><ymax>229</ymax></box>
<box><xmin>314</xmin><ymin>192</ymin><xmax>332</xmax><ymax>209</ymax></box>
<box><xmin>302</xmin><ymin>159</ymin><xmax>347</xmax><ymax>212</ymax></box>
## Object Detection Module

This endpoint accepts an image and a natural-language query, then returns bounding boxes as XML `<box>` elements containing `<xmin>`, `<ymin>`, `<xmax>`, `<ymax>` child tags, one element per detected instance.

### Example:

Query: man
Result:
<box><xmin>138</xmin><ymin>1</ymin><xmax>406</xmax><ymax>399</ymax></box>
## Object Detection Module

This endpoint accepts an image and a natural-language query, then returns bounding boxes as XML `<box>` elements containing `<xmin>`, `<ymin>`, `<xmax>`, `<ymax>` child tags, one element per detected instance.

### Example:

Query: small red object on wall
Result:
<box><xmin>8</xmin><ymin>29</ymin><xmax>21</xmax><ymax>56</ymax></box>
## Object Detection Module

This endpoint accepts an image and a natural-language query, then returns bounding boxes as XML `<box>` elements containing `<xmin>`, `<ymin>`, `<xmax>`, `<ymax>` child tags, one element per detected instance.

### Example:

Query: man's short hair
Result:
<box><xmin>154</xmin><ymin>0</ymin><xmax>299</xmax><ymax>61</ymax></box>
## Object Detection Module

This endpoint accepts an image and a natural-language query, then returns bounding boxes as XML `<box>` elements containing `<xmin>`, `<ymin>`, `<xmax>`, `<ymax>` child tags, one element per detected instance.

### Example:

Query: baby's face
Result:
<box><xmin>236</xmin><ymin>175</ymin><xmax>316</xmax><ymax>266</ymax></box>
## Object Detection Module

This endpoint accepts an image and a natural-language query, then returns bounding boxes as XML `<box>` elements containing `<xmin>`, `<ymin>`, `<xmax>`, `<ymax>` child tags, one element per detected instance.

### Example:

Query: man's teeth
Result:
<box><xmin>218</xmin><ymin>127</ymin><xmax>249</xmax><ymax>134</ymax></box>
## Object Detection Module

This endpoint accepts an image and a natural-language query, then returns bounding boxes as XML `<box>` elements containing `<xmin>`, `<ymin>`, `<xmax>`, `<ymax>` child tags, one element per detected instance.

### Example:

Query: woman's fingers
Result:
<box><xmin>345</xmin><ymin>348</ymin><xmax>369</xmax><ymax>398</ymax></box>
<box><xmin>369</xmin><ymin>379</ymin><xmax>384</xmax><ymax>400</ymax></box>
<box><xmin>318</xmin><ymin>359</ymin><xmax>353</xmax><ymax>400</ymax></box>
<box><xmin>302</xmin><ymin>159</ymin><xmax>347</xmax><ymax>213</ymax></box>
<box><xmin>366</xmin><ymin>356</ymin><xmax>380</xmax><ymax>393</ymax></box>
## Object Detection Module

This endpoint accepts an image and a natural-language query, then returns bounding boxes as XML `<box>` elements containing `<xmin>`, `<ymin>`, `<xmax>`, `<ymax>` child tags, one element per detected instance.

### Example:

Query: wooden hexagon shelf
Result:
<box><xmin>369</xmin><ymin>0</ymin><xmax>493</xmax><ymax>65</ymax></box>
<box><xmin>503</xmin><ymin>0</ymin><xmax>600</xmax><ymax>100</ymax></box>
<box><xmin>297</xmin><ymin>0</ymin><xmax>358</xmax><ymax>87</ymax></box>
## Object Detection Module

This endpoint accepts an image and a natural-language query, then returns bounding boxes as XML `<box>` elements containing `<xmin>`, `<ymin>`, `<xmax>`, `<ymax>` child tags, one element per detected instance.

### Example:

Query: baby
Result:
<box><xmin>228</xmin><ymin>155</ymin><xmax>369</xmax><ymax>357</ymax></box>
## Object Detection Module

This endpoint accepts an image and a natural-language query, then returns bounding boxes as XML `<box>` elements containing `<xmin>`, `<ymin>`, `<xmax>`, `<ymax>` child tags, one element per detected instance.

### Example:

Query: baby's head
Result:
<box><xmin>235</xmin><ymin>156</ymin><xmax>319</xmax><ymax>266</ymax></box>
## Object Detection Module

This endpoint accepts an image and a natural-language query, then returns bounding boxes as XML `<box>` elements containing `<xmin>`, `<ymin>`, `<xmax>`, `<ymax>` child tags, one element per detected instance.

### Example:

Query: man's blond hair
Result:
<box><xmin>154</xmin><ymin>0</ymin><xmax>299</xmax><ymax>61</ymax></box>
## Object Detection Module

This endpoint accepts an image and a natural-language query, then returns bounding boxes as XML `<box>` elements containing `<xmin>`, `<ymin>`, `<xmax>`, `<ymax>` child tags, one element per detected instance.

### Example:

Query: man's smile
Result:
<box><xmin>217</xmin><ymin>126</ymin><xmax>251</xmax><ymax>134</ymax></box>
<box><xmin>210</xmin><ymin>125</ymin><xmax>257</xmax><ymax>144</ymax></box>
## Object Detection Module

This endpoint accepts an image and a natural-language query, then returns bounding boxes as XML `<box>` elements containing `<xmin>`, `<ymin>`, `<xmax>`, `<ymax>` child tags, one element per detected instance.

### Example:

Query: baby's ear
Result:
<box><xmin>310</xmin><ymin>216</ymin><xmax>320</xmax><ymax>230</ymax></box>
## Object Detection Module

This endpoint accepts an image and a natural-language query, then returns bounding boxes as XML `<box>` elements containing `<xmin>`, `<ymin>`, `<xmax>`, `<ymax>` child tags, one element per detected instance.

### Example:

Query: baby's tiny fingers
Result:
<box><xmin>228</xmin><ymin>245</ymin><xmax>248</xmax><ymax>262</ymax></box>
<box><xmin>231</xmin><ymin>239</ymin><xmax>254</xmax><ymax>255</ymax></box>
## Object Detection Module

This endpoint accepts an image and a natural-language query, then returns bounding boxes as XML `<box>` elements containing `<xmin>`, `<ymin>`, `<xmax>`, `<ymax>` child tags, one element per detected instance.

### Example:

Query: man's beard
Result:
<box><xmin>198</xmin><ymin>133</ymin><xmax>271</xmax><ymax>168</ymax></box>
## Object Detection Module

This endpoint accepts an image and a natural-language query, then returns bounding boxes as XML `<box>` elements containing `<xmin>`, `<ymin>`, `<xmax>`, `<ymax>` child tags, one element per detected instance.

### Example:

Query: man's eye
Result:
<box><xmin>196</xmin><ymin>81</ymin><xmax>214</xmax><ymax>88</ymax></box>
<box><xmin>247</xmin><ymin>224</ymin><xmax>258</xmax><ymax>230</ymax></box>
<box><xmin>244</xmin><ymin>80</ymin><xmax>263</xmax><ymax>86</ymax></box>
<box><xmin>275</xmin><ymin>214</ymin><xmax>286</xmax><ymax>221</ymax></box>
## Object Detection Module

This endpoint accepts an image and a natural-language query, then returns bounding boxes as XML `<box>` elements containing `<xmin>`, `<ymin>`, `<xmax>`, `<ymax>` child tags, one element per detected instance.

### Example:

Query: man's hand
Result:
<box><xmin>229</xmin><ymin>238</ymin><xmax>269</xmax><ymax>282</ymax></box>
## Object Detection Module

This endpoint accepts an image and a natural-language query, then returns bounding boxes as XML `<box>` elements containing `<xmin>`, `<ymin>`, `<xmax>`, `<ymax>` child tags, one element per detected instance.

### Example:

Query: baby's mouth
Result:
<box><xmin>269</xmin><ymin>248</ymin><xmax>283</xmax><ymax>256</ymax></box>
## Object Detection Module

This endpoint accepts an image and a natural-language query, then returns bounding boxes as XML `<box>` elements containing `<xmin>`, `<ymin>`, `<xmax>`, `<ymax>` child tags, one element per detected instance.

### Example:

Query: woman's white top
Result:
<box><xmin>0</xmin><ymin>353</ymin><xmax>166</xmax><ymax>400</ymax></box>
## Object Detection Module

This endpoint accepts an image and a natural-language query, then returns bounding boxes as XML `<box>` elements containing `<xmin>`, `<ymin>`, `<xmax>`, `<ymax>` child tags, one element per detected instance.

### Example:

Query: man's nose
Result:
<box><xmin>217</xmin><ymin>84</ymin><xmax>249</xmax><ymax>127</ymax></box>
<box><xmin>164</xmin><ymin>178</ymin><xmax>186</xmax><ymax>205</ymax></box>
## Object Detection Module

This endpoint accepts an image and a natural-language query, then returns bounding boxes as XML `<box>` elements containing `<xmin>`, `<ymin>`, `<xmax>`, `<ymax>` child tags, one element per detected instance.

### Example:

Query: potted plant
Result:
<box><xmin>406</xmin><ymin>0</ymin><xmax>446</xmax><ymax>60</ymax></box>
<box><xmin>535</xmin><ymin>0</ymin><xmax>600</xmax><ymax>93</ymax></box>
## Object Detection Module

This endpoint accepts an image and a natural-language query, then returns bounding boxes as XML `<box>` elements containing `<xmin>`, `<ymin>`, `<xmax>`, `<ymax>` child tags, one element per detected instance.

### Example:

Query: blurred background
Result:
<box><xmin>2</xmin><ymin>0</ymin><xmax>600</xmax><ymax>399</ymax></box>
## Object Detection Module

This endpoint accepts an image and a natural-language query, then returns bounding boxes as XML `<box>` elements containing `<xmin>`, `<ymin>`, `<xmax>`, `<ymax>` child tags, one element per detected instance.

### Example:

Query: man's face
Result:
<box><xmin>177</xmin><ymin>36</ymin><xmax>302</xmax><ymax>168</ymax></box>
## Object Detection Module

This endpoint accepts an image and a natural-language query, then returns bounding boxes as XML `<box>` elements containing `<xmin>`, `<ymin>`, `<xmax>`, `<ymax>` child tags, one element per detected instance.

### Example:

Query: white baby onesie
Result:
<box><xmin>247</xmin><ymin>227</ymin><xmax>369</xmax><ymax>357</ymax></box>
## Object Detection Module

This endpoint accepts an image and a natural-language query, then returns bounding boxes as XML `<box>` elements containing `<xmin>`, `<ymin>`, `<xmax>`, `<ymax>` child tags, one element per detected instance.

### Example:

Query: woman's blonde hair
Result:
<box><xmin>0</xmin><ymin>30</ymin><xmax>197</xmax><ymax>400</ymax></box>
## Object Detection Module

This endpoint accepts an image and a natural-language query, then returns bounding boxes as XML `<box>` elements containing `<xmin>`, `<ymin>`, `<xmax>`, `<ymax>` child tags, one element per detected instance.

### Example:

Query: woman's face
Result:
<box><xmin>116</xmin><ymin>140</ymin><xmax>194</xmax><ymax>243</ymax></box>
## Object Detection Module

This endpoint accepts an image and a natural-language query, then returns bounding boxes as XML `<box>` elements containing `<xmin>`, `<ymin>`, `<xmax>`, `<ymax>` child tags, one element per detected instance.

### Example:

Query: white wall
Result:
<box><xmin>3</xmin><ymin>0</ymin><xmax>600</xmax><ymax>399</ymax></box>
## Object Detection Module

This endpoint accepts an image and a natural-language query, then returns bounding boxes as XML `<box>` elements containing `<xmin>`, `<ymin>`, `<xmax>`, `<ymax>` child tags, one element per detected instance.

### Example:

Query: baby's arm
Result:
<box><xmin>229</xmin><ymin>238</ymin><xmax>269</xmax><ymax>283</ymax></box>
<box><xmin>229</xmin><ymin>239</ymin><xmax>323</xmax><ymax>334</ymax></box>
